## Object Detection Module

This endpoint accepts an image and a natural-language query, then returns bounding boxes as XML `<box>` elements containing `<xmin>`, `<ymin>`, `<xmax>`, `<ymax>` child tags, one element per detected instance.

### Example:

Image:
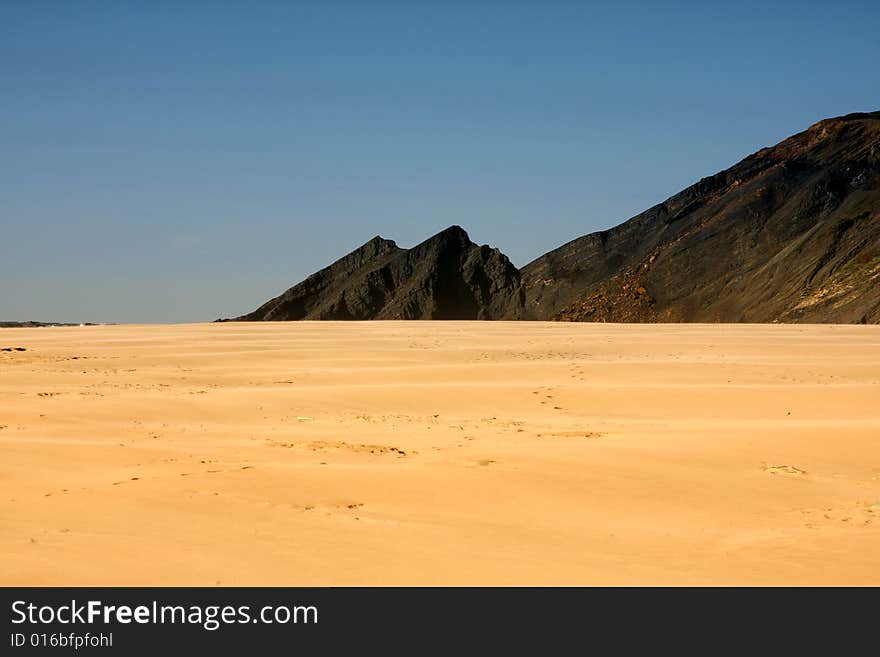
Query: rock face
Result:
<box><xmin>234</xmin><ymin>226</ymin><xmax>525</xmax><ymax>321</ymax></box>
<box><xmin>230</xmin><ymin>111</ymin><xmax>880</xmax><ymax>324</ymax></box>
<box><xmin>521</xmin><ymin>111</ymin><xmax>880</xmax><ymax>323</ymax></box>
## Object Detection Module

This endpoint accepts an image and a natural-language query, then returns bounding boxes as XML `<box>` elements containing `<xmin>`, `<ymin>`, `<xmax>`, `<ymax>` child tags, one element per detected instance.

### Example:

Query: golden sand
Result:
<box><xmin>1</xmin><ymin>321</ymin><xmax>878</xmax><ymax>585</ymax></box>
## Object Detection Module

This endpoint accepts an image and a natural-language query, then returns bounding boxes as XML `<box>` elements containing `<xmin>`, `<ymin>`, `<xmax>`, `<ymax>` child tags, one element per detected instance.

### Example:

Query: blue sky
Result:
<box><xmin>2</xmin><ymin>1</ymin><xmax>878</xmax><ymax>322</ymax></box>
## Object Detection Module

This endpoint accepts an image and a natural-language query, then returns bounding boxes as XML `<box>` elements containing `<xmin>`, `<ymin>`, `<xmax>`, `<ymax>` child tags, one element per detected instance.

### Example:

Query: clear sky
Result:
<box><xmin>2</xmin><ymin>1</ymin><xmax>878</xmax><ymax>323</ymax></box>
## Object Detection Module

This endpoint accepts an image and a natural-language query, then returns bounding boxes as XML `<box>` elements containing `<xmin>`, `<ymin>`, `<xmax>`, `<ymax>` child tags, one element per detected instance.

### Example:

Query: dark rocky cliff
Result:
<box><xmin>233</xmin><ymin>226</ymin><xmax>524</xmax><ymax>321</ymax></box>
<box><xmin>229</xmin><ymin>111</ymin><xmax>880</xmax><ymax>324</ymax></box>
<box><xmin>521</xmin><ymin>111</ymin><xmax>880</xmax><ymax>323</ymax></box>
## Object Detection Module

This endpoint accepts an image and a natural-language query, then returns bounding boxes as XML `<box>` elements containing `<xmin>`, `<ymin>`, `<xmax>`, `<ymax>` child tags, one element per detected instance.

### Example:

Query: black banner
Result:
<box><xmin>1</xmin><ymin>587</ymin><xmax>875</xmax><ymax>653</ymax></box>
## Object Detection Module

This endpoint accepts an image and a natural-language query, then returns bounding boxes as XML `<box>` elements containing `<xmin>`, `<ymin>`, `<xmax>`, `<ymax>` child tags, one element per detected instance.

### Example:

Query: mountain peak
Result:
<box><xmin>233</xmin><ymin>225</ymin><xmax>523</xmax><ymax>321</ymax></box>
<box><xmin>365</xmin><ymin>234</ymin><xmax>396</xmax><ymax>247</ymax></box>
<box><xmin>434</xmin><ymin>224</ymin><xmax>469</xmax><ymax>240</ymax></box>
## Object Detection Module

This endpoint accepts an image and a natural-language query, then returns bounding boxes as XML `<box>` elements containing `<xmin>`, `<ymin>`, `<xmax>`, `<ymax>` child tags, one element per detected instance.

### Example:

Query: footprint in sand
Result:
<box><xmin>537</xmin><ymin>431</ymin><xmax>602</xmax><ymax>440</ymax></box>
<box><xmin>763</xmin><ymin>464</ymin><xmax>807</xmax><ymax>476</ymax></box>
<box><xmin>111</xmin><ymin>477</ymin><xmax>140</xmax><ymax>485</ymax></box>
<box><xmin>799</xmin><ymin>502</ymin><xmax>877</xmax><ymax>528</ymax></box>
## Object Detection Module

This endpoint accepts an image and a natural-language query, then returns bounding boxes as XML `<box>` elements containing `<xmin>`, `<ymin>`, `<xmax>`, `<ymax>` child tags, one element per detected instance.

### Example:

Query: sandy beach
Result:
<box><xmin>1</xmin><ymin>321</ymin><xmax>878</xmax><ymax>585</ymax></box>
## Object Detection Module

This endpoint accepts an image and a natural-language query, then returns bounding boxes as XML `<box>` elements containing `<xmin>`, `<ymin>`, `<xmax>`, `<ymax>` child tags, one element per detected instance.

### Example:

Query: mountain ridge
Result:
<box><xmin>226</xmin><ymin>110</ymin><xmax>880</xmax><ymax>324</ymax></box>
<box><xmin>521</xmin><ymin>110</ymin><xmax>880</xmax><ymax>323</ymax></box>
<box><xmin>231</xmin><ymin>225</ymin><xmax>524</xmax><ymax>321</ymax></box>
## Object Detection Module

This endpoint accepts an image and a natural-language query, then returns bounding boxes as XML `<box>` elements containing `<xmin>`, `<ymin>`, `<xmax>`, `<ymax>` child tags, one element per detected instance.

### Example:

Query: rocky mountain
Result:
<box><xmin>521</xmin><ymin>111</ymin><xmax>880</xmax><ymax>323</ymax></box>
<box><xmin>232</xmin><ymin>226</ymin><xmax>524</xmax><ymax>321</ymax></box>
<box><xmin>229</xmin><ymin>111</ymin><xmax>880</xmax><ymax>324</ymax></box>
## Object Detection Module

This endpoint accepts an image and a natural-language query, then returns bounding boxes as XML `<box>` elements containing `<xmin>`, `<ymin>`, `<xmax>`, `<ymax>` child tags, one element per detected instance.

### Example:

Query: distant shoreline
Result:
<box><xmin>0</xmin><ymin>321</ymin><xmax>114</xmax><ymax>328</ymax></box>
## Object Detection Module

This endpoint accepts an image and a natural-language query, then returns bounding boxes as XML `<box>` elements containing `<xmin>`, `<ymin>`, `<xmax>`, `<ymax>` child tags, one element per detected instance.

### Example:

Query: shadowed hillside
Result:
<box><xmin>230</xmin><ymin>112</ymin><xmax>880</xmax><ymax>324</ymax></box>
<box><xmin>522</xmin><ymin>111</ymin><xmax>880</xmax><ymax>323</ymax></box>
<box><xmin>233</xmin><ymin>226</ymin><xmax>524</xmax><ymax>321</ymax></box>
